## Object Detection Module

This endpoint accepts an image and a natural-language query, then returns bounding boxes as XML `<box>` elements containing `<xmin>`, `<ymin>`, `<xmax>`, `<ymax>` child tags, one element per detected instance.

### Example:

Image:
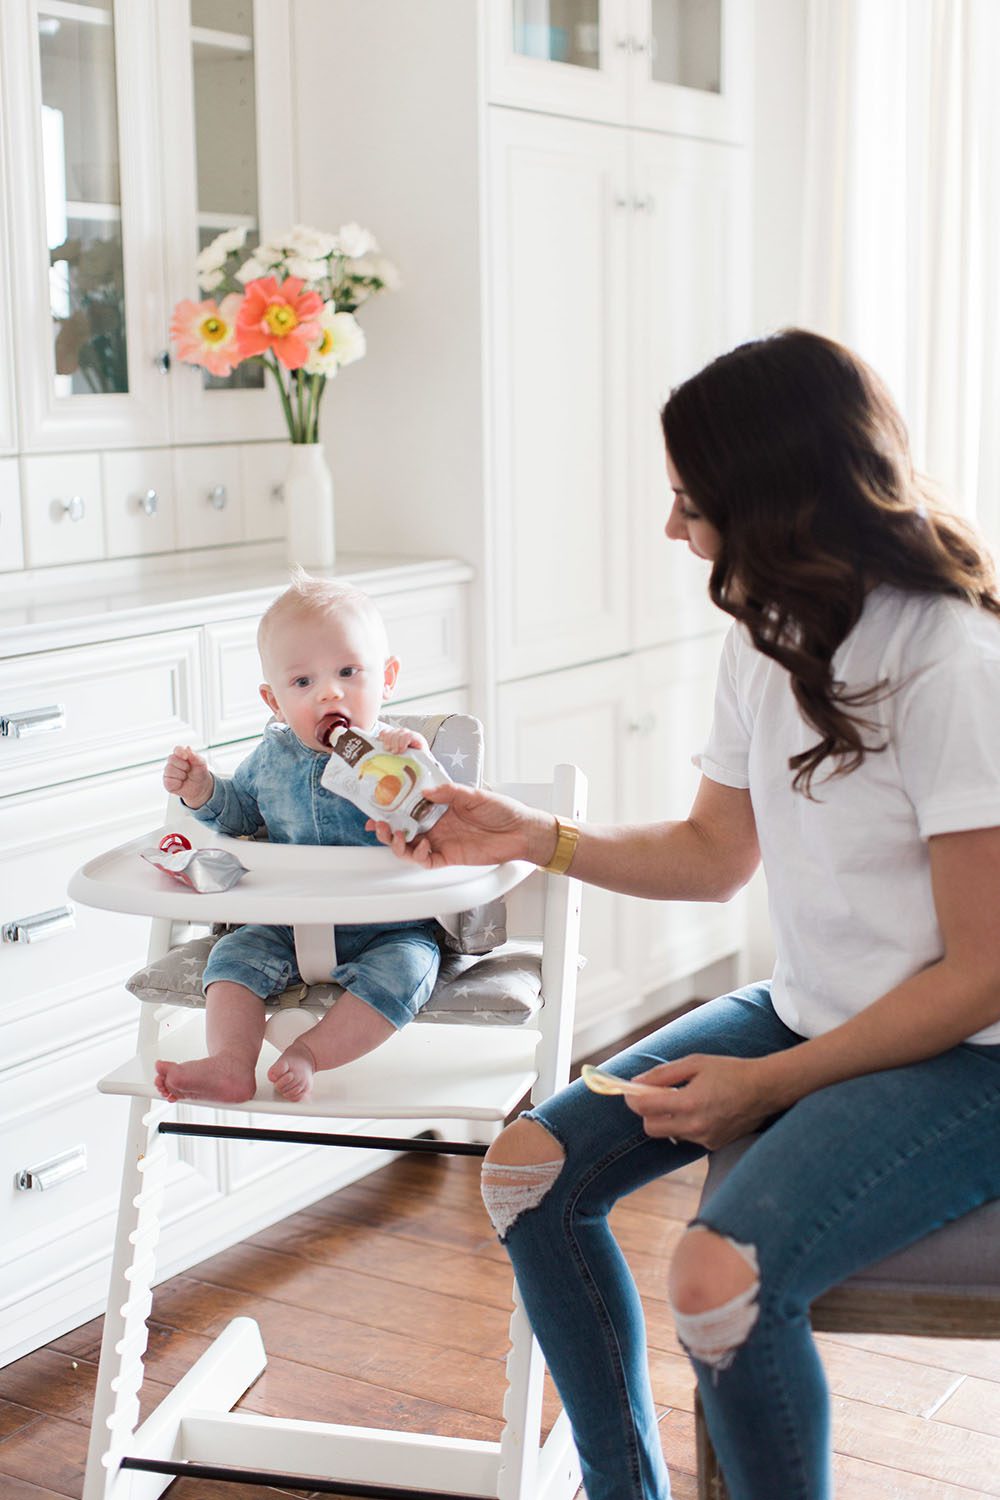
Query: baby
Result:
<box><xmin>156</xmin><ymin>571</ymin><xmax>440</xmax><ymax>1106</ymax></box>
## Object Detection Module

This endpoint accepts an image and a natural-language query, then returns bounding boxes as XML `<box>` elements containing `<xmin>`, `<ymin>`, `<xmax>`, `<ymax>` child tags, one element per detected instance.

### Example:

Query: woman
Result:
<box><xmin>373</xmin><ymin>330</ymin><xmax>1000</xmax><ymax>1500</ymax></box>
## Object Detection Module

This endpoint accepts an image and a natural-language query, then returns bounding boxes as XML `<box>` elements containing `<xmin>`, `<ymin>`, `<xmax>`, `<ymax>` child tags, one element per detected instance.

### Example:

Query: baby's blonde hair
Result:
<box><xmin>257</xmin><ymin>567</ymin><xmax>390</xmax><ymax>664</ymax></box>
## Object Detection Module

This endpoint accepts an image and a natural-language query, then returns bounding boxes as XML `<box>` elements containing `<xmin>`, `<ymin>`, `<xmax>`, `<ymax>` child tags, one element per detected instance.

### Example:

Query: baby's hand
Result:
<box><xmin>163</xmin><ymin>745</ymin><xmax>214</xmax><ymax>809</ymax></box>
<box><xmin>379</xmin><ymin>726</ymin><xmax>430</xmax><ymax>755</ymax></box>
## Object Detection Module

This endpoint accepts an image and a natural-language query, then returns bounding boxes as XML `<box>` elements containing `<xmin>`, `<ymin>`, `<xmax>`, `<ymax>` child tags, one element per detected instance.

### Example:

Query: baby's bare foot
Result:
<box><xmin>154</xmin><ymin>1054</ymin><xmax>257</xmax><ymax>1104</ymax></box>
<box><xmin>267</xmin><ymin>1038</ymin><xmax>318</xmax><ymax>1102</ymax></box>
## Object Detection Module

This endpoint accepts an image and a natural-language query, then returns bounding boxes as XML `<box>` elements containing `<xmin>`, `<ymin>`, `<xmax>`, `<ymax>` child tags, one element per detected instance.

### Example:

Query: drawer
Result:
<box><xmin>0</xmin><ymin>765</ymin><xmax>164</xmax><ymax>1029</ymax></box>
<box><xmin>241</xmin><ymin>441</ymin><xmax>287</xmax><ymax>543</ymax></box>
<box><xmin>375</xmin><ymin>585</ymin><xmax>469</xmax><ymax>702</ymax></box>
<box><xmin>21</xmin><ymin>451</ymin><xmax>105</xmax><ymax>568</ymax></box>
<box><xmin>204</xmin><ymin>616</ymin><xmax>271</xmax><ymax>744</ymax></box>
<box><xmin>0</xmin><ymin>1028</ymin><xmax>133</xmax><ymax>1308</ymax></box>
<box><xmin>175</xmin><ymin>445</ymin><xmax>244</xmax><ymax>550</ymax></box>
<box><xmin>103</xmin><ymin>447</ymin><xmax>178</xmax><ymax>558</ymax></box>
<box><xmin>0</xmin><ymin>457</ymin><xmax>24</xmax><ymax>572</ymax></box>
<box><xmin>0</xmin><ymin>628</ymin><xmax>204</xmax><ymax>796</ymax></box>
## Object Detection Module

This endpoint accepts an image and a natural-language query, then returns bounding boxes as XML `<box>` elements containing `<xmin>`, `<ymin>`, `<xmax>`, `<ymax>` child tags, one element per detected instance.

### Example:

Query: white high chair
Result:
<box><xmin>68</xmin><ymin>734</ymin><xmax>586</xmax><ymax>1500</ymax></box>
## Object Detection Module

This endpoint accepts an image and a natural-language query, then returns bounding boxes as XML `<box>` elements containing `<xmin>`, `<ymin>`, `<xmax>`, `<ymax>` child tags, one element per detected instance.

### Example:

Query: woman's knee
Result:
<box><xmin>481</xmin><ymin>1117</ymin><xmax>565</xmax><ymax>1239</ymax></box>
<box><xmin>669</xmin><ymin>1225</ymin><xmax>761</xmax><ymax>1370</ymax></box>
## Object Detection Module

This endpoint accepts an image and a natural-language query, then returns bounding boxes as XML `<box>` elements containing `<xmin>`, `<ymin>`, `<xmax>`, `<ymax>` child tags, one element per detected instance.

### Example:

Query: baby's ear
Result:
<box><xmin>382</xmin><ymin>655</ymin><xmax>401</xmax><ymax>699</ymax></box>
<box><xmin>259</xmin><ymin>683</ymin><xmax>282</xmax><ymax>718</ymax></box>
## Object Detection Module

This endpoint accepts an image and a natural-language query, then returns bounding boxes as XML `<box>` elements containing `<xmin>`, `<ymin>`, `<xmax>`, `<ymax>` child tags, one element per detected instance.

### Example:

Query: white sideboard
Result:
<box><xmin>0</xmin><ymin>550</ymin><xmax>471</xmax><ymax>1367</ymax></box>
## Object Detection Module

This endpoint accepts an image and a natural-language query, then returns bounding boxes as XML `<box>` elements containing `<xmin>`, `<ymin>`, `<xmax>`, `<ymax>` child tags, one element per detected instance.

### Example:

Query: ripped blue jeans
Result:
<box><xmin>491</xmin><ymin>983</ymin><xmax>1000</xmax><ymax>1500</ymax></box>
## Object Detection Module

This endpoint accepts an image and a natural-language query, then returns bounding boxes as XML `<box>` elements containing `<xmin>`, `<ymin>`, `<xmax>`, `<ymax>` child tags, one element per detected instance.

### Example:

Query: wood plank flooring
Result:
<box><xmin>4</xmin><ymin>1033</ymin><xmax>1000</xmax><ymax>1498</ymax></box>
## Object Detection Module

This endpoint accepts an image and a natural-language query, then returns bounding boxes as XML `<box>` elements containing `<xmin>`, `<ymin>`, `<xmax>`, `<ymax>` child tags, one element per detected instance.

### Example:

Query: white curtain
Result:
<box><xmin>800</xmin><ymin>0</ymin><xmax>1000</xmax><ymax>543</ymax></box>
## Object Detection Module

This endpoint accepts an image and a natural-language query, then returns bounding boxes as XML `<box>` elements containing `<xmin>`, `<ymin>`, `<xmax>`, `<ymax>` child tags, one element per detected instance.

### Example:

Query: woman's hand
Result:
<box><xmin>625</xmin><ymin>1054</ymin><xmax>776</xmax><ymax>1150</ymax></box>
<box><xmin>163</xmin><ymin>745</ymin><xmax>214</xmax><ymax>809</ymax></box>
<box><xmin>368</xmin><ymin>782</ymin><xmax>555</xmax><ymax>869</ymax></box>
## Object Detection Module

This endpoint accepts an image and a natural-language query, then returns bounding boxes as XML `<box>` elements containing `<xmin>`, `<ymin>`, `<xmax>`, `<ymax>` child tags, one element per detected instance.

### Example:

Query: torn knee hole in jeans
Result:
<box><xmin>480</xmin><ymin>1157</ymin><xmax>564</xmax><ymax>1239</ymax></box>
<box><xmin>671</xmin><ymin>1230</ymin><xmax>761</xmax><ymax>1373</ymax></box>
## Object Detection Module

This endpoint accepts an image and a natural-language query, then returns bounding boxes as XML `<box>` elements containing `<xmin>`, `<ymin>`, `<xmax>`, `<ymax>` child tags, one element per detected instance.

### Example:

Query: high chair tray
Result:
<box><xmin>69</xmin><ymin>826</ymin><xmax>533</xmax><ymax>924</ymax></box>
<box><xmin>99</xmin><ymin>1010</ymin><xmax>542</xmax><ymax>1120</ymax></box>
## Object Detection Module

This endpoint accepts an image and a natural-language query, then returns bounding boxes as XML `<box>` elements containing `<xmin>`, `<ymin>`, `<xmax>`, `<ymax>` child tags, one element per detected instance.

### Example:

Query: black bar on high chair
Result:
<box><xmin>119</xmin><ymin>1455</ymin><xmax>483</xmax><ymax>1497</ymax></box>
<box><xmin>157</xmin><ymin>1121</ymin><xmax>489</xmax><ymax>1156</ymax></box>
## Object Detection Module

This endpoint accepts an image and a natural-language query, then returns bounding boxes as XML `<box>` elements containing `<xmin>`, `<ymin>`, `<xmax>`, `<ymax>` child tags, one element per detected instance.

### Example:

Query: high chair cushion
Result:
<box><xmin>124</xmin><ymin>933</ymin><xmax>544</xmax><ymax>1026</ymax></box>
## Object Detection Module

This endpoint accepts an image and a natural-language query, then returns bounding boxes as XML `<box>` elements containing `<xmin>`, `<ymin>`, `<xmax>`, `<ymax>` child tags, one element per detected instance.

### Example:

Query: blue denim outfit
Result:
<box><xmin>191</xmin><ymin>721</ymin><xmax>440</xmax><ymax>1028</ymax></box>
<box><xmin>505</xmin><ymin>983</ymin><xmax>1000</xmax><ymax>1500</ymax></box>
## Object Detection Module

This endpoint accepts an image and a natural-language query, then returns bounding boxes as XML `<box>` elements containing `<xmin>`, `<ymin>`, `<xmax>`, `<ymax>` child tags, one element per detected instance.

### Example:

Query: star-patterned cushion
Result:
<box><xmin>125</xmin><ymin>933</ymin><xmax>543</xmax><ymax>1026</ymax></box>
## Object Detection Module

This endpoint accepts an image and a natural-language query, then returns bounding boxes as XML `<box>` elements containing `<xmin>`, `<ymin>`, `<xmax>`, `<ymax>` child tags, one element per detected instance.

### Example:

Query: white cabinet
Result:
<box><xmin>0</xmin><ymin>559</ymin><xmax>473</xmax><ymax>1367</ymax></box>
<box><xmin>497</xmin><ymin>632</ymin><xmax>743</xmax><ymax>1043</ymax></box>
<box><xmin>0</xmin><ymin>0</ymin><xmax>292</xmax><ymax>456</ymax></box>
<box><xmin>0</xmin><ymin>461</ymin><xmax>24</xmax><ymax>572</ymax></box>
<box><xmin>487</xmin><ymin>0</ymin><xmax>751</xmax><ymax>143</ymax></box>
<box><xmin>0</xmin><ymin>63</ymin><xmax>17</xmax><ymax>457</ymax></box>
<box><xmin>488</xmin><ymin>108</ymin><xmax>631</xmax><ymax>679</ymax></box>
<box><xmin>489</xmin><ymin>109</ymin><xmax>751</xmax><ymax>678</ymax></box>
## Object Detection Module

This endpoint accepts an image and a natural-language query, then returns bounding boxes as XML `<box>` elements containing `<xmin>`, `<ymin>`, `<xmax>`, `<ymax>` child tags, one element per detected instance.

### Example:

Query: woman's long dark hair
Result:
<box><xmin>661</xmin><ymin>329</ymin><xmax>1000</xmax><ymax>795</ymax></box>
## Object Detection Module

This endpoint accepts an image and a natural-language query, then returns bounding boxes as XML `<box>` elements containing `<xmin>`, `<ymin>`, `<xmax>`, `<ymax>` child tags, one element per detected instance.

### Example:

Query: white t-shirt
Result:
<box><xmin>695</xmin><ymin>585</ymin><xmax>1000</xmax><ymax>1043</ymax></box>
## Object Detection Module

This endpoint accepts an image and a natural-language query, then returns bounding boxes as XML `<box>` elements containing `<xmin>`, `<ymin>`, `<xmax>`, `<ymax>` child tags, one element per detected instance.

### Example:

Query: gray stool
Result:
<box><xmin>694</xmin><ymin>1134</ymin><xmax>1000</xmax><ymax>1500</ymax></box>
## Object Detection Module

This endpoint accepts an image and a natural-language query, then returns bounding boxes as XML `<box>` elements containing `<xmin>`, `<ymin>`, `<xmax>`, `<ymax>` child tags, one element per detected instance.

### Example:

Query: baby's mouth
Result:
<box><xmin>316</xmin><ymin>712</ymin><xmax>350</xmax><ymax>747</ymax></box>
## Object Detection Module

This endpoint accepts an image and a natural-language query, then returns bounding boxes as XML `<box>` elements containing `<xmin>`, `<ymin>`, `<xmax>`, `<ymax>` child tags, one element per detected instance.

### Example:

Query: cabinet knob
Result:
<box><xmin>270</xmin><ymin>483</ymin><xmax>285</xmax><ymax>503</ymax></box>
<box><xmin>138</xmin><ymin>488</ymin><xmax>159</xmax><ymax>517</ymax></box>
<box><xmin>59</xmin><ymin>495</ymin><xmax>86</xmax><ymax>522</ymax></box>
<box><xmin>633</xmin><ymin>195</ymin><xmax>656</xmax><ymax>214</ymax></box>
<box><xmin>627</xmin><ymin>713</ymin><xmax>657</xmax><ymax>735</ymax></box>
<box><xmin>153</xmin><ymin>349</ymin><xmax>171</xmax><ymax>374</ymax></box>
<box><xmin>208</xmin><ymin>484</ymin><xmax>228</xmax><ymax>511</ymax></box>
<box><xmin>0</xmin><ymin>705</ymin><xmax>66</xmax><ymax>739</ymax></box>
<box><xmin>2</xmin><ymin>905</ymin><xmax>76</xmax><ymax>944</ymax></box>
<box><xmin>615</xmin><ymin>35</ymin><xmax>635</xmax><ymax>53</ymax></box>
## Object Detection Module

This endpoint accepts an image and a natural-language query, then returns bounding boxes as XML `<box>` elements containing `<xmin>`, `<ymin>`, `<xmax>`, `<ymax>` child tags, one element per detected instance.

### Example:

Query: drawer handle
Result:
<box><xmin>16</xmin><ymin>1145</ymin><xmax>87</xmax><ymax>1192</ymax></box>
<box><xmin>208</xmin><ymin>484</ymin><xmax>228</xmax><ymax>510</ymax></box>
<box><xmin>138</xmin><ymin>488</ymin><xmax>159</xmax><ymax>517</ymax></box>
<box><xmin>2</xmin><ymin>905</ymin><xmax>75</xmax><ymax>944</ymax></box>
<box><xmin>0</xmin><ymin>704</ymin><xmax>67</xmax><ymax>738</ymax></box>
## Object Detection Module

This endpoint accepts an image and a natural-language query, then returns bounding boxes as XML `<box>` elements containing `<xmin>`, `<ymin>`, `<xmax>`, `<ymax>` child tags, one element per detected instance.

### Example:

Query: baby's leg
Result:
<box><xmin>155</xmin><ymin>981</ymin><xmax>267</xmax><ymax>1104</ymax></box>
<box><xmin>267</xmin><ymin>993</ymin><xmax>395</xmax><ymax>1102</ymax></box>
<box><xmin>268</xmin><ymin>923</ymin><xmax>440</xmax><ymax>1102</ymax></box>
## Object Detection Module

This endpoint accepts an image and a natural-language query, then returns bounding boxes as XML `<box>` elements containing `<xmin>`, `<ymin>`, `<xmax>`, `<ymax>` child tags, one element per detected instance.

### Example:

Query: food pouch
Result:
<box><xmin>141</xmin><ymin>844</ymin><xmax>249</xmax><ymax>893</ymax></box>
<box><xmin>320</xmin><ymin>725</ymin><xmax>451</xmax><ymax>840</ymax></box>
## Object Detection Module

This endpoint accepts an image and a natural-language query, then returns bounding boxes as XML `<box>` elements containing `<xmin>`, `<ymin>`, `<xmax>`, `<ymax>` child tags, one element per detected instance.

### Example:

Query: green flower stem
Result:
<box><xmin>261</xmin><ymin>353</ymin><xmax>298</xmax><ymax>441</ymax></box>
<box><xmin>308</xmin><ymin>372</ymin><xmax>325</xmax><ymax>443</ymax></box>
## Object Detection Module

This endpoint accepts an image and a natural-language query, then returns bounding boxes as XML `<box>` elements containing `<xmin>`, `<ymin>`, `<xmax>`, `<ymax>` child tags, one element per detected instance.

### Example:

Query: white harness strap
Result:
<box><xmin>293</xmin><ymin>924</ymin><xmax>337</xmax><ymax>984</ymax></box>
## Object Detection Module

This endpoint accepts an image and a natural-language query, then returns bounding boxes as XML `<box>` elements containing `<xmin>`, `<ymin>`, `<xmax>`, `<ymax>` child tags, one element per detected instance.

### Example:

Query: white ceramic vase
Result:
<box><xmin>283</xmin><ymin>442</ymin><xmax>335</xmax><ymax>568</ymax></box>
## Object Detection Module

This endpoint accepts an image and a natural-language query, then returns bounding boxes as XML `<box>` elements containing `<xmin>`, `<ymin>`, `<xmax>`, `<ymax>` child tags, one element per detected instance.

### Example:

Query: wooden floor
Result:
<box><xmin>4</xmin><ymin>1045</ymin><xmax>1000</xmax><ymax>1498</ymax></box>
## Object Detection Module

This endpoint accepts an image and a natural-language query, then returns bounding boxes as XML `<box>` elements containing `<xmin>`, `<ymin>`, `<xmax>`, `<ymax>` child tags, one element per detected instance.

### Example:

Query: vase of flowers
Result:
<box><xmin>170</xmin><ymin>222</ymin><xmax>398</xmax><ymax>567</ymax></box>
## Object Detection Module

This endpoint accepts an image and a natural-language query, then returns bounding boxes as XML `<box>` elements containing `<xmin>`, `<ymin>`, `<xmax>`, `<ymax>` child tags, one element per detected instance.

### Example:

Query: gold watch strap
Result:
<box><xmin>541</xmin><ymin>817</ymin><xmax>580</xmax><ymax>876</ymax></box>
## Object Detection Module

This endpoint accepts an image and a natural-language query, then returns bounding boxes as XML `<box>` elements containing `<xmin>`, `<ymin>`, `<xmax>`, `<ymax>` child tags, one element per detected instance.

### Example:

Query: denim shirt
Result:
<box><xmin>190</xmin><ymin>718</ymin><xmax>387</xmax><ymax>849</ymax></box>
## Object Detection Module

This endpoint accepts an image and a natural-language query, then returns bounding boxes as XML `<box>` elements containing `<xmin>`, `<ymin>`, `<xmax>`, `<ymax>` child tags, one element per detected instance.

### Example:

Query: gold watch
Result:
<box><xmin>541</xmin><ymin>817</ymin><xmax>580</xmax><ymax>876</ymax></box>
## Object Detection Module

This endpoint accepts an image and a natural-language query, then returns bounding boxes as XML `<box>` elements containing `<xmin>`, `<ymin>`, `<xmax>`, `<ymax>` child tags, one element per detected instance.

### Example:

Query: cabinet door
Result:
<box><xmin>489</xmin><ymin>108</ymin><xmax>630</xmax><ymax>681</ymax></box>
<box><xmin>487</xmin><ymin>0</ymin><xmax>631</xmax><ymax>124</ymax></box>
<box><xmin>628</xmin><ymin>0</ymin><xmax>751</xmax><ymax>142</ymax></box>
<box><xmin>3</xmin><ymin>0</ymin><xmax>170</xmax><ymax>452</ymax></box>
<box><xmin>159</xmin><ymin>0</ymin><xmax>294</xmax><ymax>444</ymax></box>
<box><xmin>629</xmin><ymin>132</ymin><xmax>750</xmax><ymax>649</ymax></box>
<box><xmin>496</xmin><ymin>658</ymin><xmax>637</xmax><ymax>1039</ymax></box>
<box><xmin>632</xmin><ymin>637</ymin><xmax>744</xmax><ymax>990</ymax></box>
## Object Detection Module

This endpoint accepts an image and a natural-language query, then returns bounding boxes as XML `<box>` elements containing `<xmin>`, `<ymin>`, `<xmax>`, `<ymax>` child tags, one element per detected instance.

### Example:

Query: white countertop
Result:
<box><xmin>0</xmin><ymin>545</ymin><xmax>473</xmax><ymax>657</ymax></box>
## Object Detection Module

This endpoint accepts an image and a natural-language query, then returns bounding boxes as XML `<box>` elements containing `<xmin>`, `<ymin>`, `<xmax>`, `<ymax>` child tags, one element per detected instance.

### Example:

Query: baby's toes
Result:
<box><xmin>266</xmin><ymin>1057</ymin><xmax>289</xmax><ymax>1085</ymax></box>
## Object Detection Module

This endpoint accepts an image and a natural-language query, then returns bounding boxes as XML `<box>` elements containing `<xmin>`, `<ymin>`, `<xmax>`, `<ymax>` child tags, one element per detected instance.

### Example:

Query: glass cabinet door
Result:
<box><xmin>2</xmin><ymin>0</ymin><xmax>169</xmax><ymax>450</ymax></box>
<box><xmin>0</xmin><ymin>72</ymin><xmax>17</xmax><ymax>455</ymax></box>
<box><xmin>632</xmin><ymin>0</ymin><xmax>750</xmax><ymax>141</ymax></box>
<box><xmin>487</xmin><ymin>0</ymin><xmax>631</xmax><ymax>124</ymax></box>
<box><xmin>161</xmin><ymin>0</ymin><xmax>294</xmax><ymax>443</ymax></box>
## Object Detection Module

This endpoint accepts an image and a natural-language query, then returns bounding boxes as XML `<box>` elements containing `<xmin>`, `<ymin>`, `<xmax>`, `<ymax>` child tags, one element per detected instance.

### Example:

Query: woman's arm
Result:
<box><xmin>371</xmin><ymin>774</ymin><xmax>760</xmax><ymax>903</ymax></box>
<box><xmin>631</xmin><ymin>823</ymin><xmax>1000</xmax><ymax>1147</ymax></box>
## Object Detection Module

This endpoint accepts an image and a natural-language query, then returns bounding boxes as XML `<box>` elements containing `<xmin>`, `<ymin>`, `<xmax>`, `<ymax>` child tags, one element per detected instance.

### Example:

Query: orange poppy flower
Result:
<box><xmin>236</xmin><ymin>276</ymin><xmax>323</xmax><ymax>370</ymax></box>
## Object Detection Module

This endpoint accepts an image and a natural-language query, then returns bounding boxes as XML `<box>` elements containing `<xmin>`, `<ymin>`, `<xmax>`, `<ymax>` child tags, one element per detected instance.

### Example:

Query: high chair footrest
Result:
<box><xmin>120</xmin><ymin>1455</ymin><xmax>483</xmax><ymax>1499</ymax></box>
<box><xmin>158</xmin><ymin>1121</ymin><xmax>488</xmax><ymax>1156</ymax></box>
